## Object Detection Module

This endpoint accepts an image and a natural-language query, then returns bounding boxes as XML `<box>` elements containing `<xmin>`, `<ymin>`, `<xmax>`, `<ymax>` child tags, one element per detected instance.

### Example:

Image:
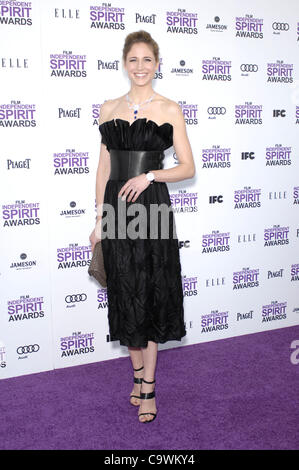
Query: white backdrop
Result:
<box><xmin>1</xmin><ymin>0</ymin><xmax>299</xmax><ymax>379</ymax></box>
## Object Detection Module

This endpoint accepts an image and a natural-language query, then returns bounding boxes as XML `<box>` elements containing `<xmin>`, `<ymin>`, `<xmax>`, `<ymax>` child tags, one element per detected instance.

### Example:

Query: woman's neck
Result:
<box><xmin>127</xmin><ymin>86</ymin><xmax>155</xmax><ymax>104</ymax></box>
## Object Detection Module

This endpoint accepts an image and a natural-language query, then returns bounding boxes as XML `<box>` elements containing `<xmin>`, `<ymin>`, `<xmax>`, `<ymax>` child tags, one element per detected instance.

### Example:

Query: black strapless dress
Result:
<box><xmin>98</xmin><ymin>118</ymin><xmax>186</xmax><ymax>348</ymax></box>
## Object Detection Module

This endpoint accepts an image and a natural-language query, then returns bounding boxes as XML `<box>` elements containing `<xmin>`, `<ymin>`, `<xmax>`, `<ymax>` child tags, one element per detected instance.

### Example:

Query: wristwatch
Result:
<box><xmin>145</xmin><ymin>171</ymin><xmax>155</xmax><ymax>184</ymax></box>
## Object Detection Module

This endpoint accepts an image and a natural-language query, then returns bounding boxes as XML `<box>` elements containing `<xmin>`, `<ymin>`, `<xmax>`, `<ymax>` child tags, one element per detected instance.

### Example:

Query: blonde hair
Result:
<box><xmin>122</xmin><ymin>30</ymin><xmax>159</xmax><ymax>63</ymax></box>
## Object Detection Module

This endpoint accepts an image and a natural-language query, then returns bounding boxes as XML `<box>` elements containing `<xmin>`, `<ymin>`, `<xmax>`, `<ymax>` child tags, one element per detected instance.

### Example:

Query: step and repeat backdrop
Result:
<box><xmin>1</xmin><ymin>0</ymin><xmax>299</xmax><ymax>379</ymax></box>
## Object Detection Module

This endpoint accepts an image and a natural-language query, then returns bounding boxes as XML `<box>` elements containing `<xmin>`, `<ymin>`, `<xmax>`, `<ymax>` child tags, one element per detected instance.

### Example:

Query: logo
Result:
<box><xmin>272</xmin><ymin>22</ymin><xmax>289</xmax><ymax>31</ymax></box>
<box><xmin>7</xmin><ymin>158</ymin><xmax>31</xmax><ymax>170</ymax></box>
<box><xmin>240</xmin><ymin>64</ymin><xmax>258</xmax><ymax>72</ymax></box>
<box><xmin>60</xmin><ymin>201</ymin><xmax>86</xmax><ymax>218</ymax></box>
<box><xmin>166</xmin><ymin>8</ymin><xmax>198</xmax><ymax>34</ymax></box>
<box><xmin>273</xmin><ymin>109</ymin><xmax>286</xmax><ymax>117</ymax></box>
<box><xmin>178</xmin><ymin>240</ymin><xmax>190</xmax><ymax>249</ymax></box>
<box><xmin>1</xmin><ymin>58</ymin><xmax>28</xmax><ymax>68</ymax></box>
<box><xmin>135</xmin><ymin>13</ymin><xmax>156</xmax><ymax>24</ymax></box>
<box><xmin>54</xmin><ymin>8</ymin><xmax>80</xmax><ymax>19</ymax></box>
<box><xmin>241</xmin><ymin>152</ymin><xmax>255</xmax><ymax>160</ymax></box>
<box><xmin>171</xmin><ymin>60</ymin><xmax>193</xmax><ymax>76</ymax></box>
<box><xmin>209</xmin><ymin>195</ymin><xmax>223</xmax><ymax>203</ymax></box>
<box><xmin>17</xmin><ymin>344</ymin><xmax>40</xmax><ymax>355</ymax></box>
<box><xmin>65</xmin><ymin>293</ymin><xmax>87</xmax><ymax>303</ymax></box>
<box><xmin>207</xmin><ymin>107</ymin><xmax>226</xmax><ymax>115</ymax></box>
<box><xmin>58</xmin><ymin>107</ymin><xmax>81</xmax><ymax>118</ymax></box>
<box><xmin>206</xmin><ymin>16</ymin><xmax>227</xmax><ymax>32</ymax></box>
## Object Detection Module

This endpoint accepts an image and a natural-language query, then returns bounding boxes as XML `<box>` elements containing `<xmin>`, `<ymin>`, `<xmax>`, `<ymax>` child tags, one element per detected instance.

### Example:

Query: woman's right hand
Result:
<box><xmin>89</xmin><ymin>218</ymin><xmax>102</xmax><ymax>254</ymax></box>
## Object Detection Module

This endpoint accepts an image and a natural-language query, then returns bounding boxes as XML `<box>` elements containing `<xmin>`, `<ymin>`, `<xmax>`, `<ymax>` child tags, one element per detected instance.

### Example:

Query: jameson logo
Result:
<box><xmin>233</xmin><ymin>267</ymin><xmax>259</xmax><ymax>289</ymax></box>
<box><xmin>0</xmin><ymin>101</ymin><xmax>36</xmax><ymax>127</ymax></box>
<box><xmin>10</xmin><ymin>253</ymin><xmax>37</xmax><ymax>270</ymax></box>
<box><xmin>267</xmin><ymin>61</ymin><xmax>293</xmax><ymax>83</ymax></box>
<box><xmin>60</xmin><ymin>201</ymin><xmax>86</xmax><ymax>218</ymax></box>
<box><xmin>202</xmin><ymin>146</ymin><xmax>231</xmax><ymax>169</ymax></box>
<box><xmin>53</xmin><ymin>149</ymin><xmax>89</xmax><ymax>175</ymax></box>
<box><xmin>90</xmin><ymin>4</ymin><xmax>125</xmax><ymax>29</ymax></box>
<box><xmin>264</xmin><ymin>225</ymin><xmax>289</xmax><ymax>247</ymax></box>
<box><xmin>262</xmin><ymin>301</ymin><xmax>287</xmax><ymax>322</ymax></box>
<box><xmin>60</xmin><ymin>332</ymin><xmax>95</xmax><ymax>357</ymax></box>
<box><xmin>57</xmin><ymin>244</ymin><xmax>91</xmax><ymax>269</ymax></box>
<box><xmin>235</xmin><ymin>102</ymin><xmax>263</xmax><ymax>125</ymax></box>
<box><xmin>234</xmin><ymin>187</ymin><xmax>261</xmax><ymax>209</ymax></box>
<box><xmin>201</xmin><ymin>310</ymin><xmax>229</xmax><ymax>333</ymax></box>
<box><xmin>97</xmin><ymin>288</ymin><xmax>108</xmax><ymax>308</ymax></box>
<box><xmin>166</xmin><ymin>8</ymin><xmax>198</xmax><ymax>34</ymax></box>
<box><xmin>50</xmin><ymin>52</ymin><xmax>87</xmax><ymax>77</ymax></box>
<box><xmin>2</xmin><ymin>200</ymin><xmax>40</xmax><ymax>226</ymax></box>
<box><xmin>202</xmin><ymin>230</ymin><xmax>230</xmax><ymax>253</ymax></box>
<box><xmin>206</xmin><ymin>16</ymin><xmax>227</xmax><ymax>32</ymax></box>
<box><xmin>202</xmin><ymin>58</ymin><xmax>232</xmax><ymax>81</ymax></box>
<box><xmin>171</xmin><ymin>59</ymin><xmax>193</xmax><ymax>77</ymax></box>
<box><xmin>293</xmin><ymin>186</ymin><xmax>299</xmax><ymax>205</ymax></box>
<box><xmin>7</xmin><ymin>295</ymin><xmax>44</xmax><ymax>322</ymax></box>
<box><xmin>266</xmin><ymin>144</ymin><xmax>292</xmax><ymax>166</ymax></box>
<box><xmin>291</xmin><ymin>264</ymin><xmax>299</xmax><ymax>281</ymax></box>
<box><xmin>235</xmin><ymin>14</ymin><xmax>263</xmax><ymax>38</ymax></box>
<box><xmin>0</xmin><ymin>0</ymin><xmax>32</xmax><ymax>25</ymax></box>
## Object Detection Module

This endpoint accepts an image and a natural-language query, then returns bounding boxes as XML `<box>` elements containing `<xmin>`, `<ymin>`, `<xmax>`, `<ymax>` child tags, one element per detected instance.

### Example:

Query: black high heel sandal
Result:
<box><xmin>130</xmin><ymin>365</ymin><xmax>144</xmax><ymax>406</ymax></box>
<box><xmin>138</xmin><ymin>378</ymin><xmax>157</xmax><ymax>423</ymax></box>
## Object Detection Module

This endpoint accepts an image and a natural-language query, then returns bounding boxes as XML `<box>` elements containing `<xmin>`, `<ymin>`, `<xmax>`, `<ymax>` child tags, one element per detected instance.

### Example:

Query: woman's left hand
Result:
<box><xmin>118</xmin><ymin>173</ymin><xmax>150</xmax><ymax>203</ymax></box>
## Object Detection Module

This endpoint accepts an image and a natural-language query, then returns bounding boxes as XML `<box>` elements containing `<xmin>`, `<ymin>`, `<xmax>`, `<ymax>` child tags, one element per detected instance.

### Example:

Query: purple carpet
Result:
<box><xmin>1</xmin><ymin>325</ymin><xmax>298</xmax><ymax>450</ymax></box>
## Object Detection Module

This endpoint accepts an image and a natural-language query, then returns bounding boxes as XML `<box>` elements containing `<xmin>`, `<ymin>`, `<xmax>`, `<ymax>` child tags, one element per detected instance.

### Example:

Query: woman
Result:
<box><xmin>89</xmin><ymin>30</ymin><xmax>195</xmax><ymax>423</ymax></box>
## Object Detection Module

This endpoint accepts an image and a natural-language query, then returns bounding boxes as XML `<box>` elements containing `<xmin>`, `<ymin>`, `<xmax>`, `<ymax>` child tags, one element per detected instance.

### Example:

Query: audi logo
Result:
<box><xmin>272</xmin><ymin>22</ymin><xmax>289</xmax><ymax>31</ymax></box>
<box><xmin>240</xmin><ymin>64</ymin><xmax>258</xmax><ymax>72</ymax></box>
<box><xmin>17</xmin><ymin>344</ymin><xmax>40</xmax><ymax>355</ymax></box>
<box><xmin>207</xmin><ymin>107</ymin><xmax>226</xmax><ymax>115</ymax></box>
<box><xmin>65</xmin><ymin>293</ymin><xmax>87</xmax><ymax>303</ymax></box>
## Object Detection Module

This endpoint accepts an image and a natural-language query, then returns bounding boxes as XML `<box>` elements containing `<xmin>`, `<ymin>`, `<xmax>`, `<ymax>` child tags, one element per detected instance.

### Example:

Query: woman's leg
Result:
<box><xmin>139</xmin><ymin>340</ymin><xmax>158</xmax><ymax>421</ymax></box>
<box><xmin>128</xmin><ymin>346</ymin><xmax>144</xmax><ymax>405</ymax></box>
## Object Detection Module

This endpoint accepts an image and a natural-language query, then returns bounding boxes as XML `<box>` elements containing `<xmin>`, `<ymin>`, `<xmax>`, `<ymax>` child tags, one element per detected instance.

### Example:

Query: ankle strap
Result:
<box><xmin>142</xmin><ymin>378</ymin><xmax>155</xmax><ymax>384</ymax></box>
<box><xmin>133</xmin><ymin>366</ymin><xmax>144</xmax><ymax>372</ymax></box>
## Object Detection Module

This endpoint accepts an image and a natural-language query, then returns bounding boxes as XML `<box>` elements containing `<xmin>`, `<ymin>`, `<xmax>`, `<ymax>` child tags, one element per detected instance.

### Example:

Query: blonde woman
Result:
<box><xmin>89</xmin><ymin>30</ymin><xmax>195</xmax><ymax>423</ymax></box>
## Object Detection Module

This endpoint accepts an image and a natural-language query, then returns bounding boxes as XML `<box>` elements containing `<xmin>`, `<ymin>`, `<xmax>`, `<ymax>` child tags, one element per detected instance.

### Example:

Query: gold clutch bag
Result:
<box><xmin>88</xmin><ymin>241</ymin><xmax>107</xmax><ymax>287</ymax></box>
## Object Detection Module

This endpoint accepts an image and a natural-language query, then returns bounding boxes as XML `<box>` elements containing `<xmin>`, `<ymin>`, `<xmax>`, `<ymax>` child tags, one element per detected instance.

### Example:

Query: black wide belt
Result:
<box><xmin>109</xmin><ymin>149</ymin><xmax>164</xmax><ymax>180</ymax></box>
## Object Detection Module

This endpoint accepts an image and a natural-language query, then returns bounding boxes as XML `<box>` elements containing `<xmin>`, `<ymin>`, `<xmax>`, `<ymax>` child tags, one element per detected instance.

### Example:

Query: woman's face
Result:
<box><xmin>124</xmin><ymin>42</ymin><xmax>159</xmax><ymax>86</ymax></box>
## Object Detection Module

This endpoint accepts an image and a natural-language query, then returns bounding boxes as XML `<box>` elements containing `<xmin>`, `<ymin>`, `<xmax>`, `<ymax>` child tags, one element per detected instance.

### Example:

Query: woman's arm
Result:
<box><xmin>152</xmin><ymin>101</ymin><xmax>195</xmax><ymax>183</ymax></box>
<box><xmin>95</xmin><ymin>102</ymin><xmax>112</xmax><ymax>223</ymax></box>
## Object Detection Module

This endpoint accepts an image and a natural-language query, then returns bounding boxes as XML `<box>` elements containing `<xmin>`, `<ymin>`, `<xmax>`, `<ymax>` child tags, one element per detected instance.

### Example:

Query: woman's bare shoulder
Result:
<box><xmin>99</xmin><ymin>95</ymin><xmax>126</xmax><ymax>124</ymax></box>
<box><xmin>155</xmin><ymin>93</ymin><xmax>183</xmax><ymax>123</ymax></box>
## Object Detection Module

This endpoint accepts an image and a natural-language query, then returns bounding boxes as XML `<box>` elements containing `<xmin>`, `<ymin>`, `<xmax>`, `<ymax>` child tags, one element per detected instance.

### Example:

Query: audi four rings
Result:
<box><xmin>65</xmin><ymin>294</ymin><xmax>87</xmax><ymax>303</ymax></box>
<box><xmin>240</xmin><ymin>64</ymin><xmax>258</xmax><ymax>72</ymax></box>
<box><xmin>17</xmin><ymin>344</ymin><xmax>40</xmax><ymax>355</ymax></box>
<box><xmin>272</xmin><ymin>22</ymin><xmax>289</xmax><ymax>31</ymax></box>
<box><xmin>207</xmin><ymin>107</ymin><xmax>226</xmax><ymax>115</ymax></box>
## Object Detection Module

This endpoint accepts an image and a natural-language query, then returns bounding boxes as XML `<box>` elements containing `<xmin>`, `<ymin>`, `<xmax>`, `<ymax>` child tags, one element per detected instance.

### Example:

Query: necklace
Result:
<box><xmin>126</xmin><ymin>92</ymin><xmax>155</xmax><ymax>120</ymax></box>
